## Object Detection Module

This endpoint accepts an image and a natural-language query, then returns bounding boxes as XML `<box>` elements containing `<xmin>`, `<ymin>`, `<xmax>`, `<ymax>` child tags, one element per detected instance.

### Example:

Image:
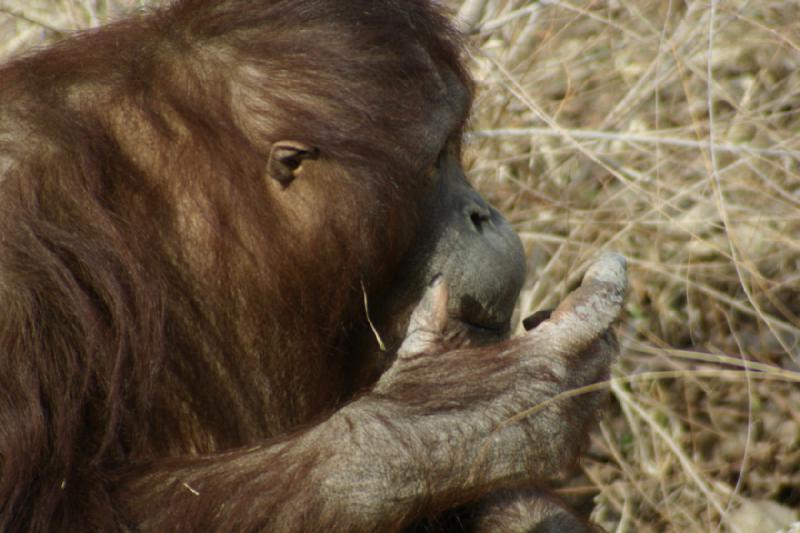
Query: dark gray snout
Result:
<box><xmin>420</xmin><ymin>156</ymin><xmax>526</xmax><ymax>337</ymax></box>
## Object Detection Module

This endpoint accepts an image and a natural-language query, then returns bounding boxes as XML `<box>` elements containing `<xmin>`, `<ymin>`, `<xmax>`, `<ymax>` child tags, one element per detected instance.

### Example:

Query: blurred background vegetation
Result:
<box><xmin>2</xmin><ymin>1</ymin><xmax>799</xmax><ymax>531</ymax></box>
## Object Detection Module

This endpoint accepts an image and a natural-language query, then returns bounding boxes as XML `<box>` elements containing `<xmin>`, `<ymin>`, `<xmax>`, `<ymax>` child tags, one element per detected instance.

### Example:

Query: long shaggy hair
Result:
<box><xmin>0</xmin><ymin>0</ymin><xmax>469</xmax><ymax>529</ymax></box>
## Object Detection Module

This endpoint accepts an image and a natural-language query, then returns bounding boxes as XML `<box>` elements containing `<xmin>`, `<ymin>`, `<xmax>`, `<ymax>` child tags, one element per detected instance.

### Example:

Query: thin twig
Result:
<box><xmin>456</xmin><ymin>0</ymin><xmax>487</xmax><ymax>34</ymax></box>
<box><xmin>468</xmin><ymin>127</ymin><xmax>800</xmax><ymax>159</ymax></box>
<box><xmin>0</xmin><ymin>6</ymin><xmax>64</xmax><ymax>33</ymax></box>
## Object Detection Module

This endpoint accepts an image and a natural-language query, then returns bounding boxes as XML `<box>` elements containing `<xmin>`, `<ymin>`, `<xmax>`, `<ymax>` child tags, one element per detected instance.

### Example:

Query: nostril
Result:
<box><xmin>468</xmin><ymin>208</ymin><xmax>491</xmax><ymax>232</ymax></box>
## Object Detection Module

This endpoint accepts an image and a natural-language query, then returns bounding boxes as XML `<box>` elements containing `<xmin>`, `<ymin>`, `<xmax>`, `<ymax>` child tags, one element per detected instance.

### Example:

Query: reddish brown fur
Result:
<box><xmin>0</xmin><ymin>1</ymin><xmax>469</xmax><ymax>529</ymax></box>
<box><xmin>0</xmin><ymin>1</ymin><xmax>622</xmax><ymax>531</ymax></box>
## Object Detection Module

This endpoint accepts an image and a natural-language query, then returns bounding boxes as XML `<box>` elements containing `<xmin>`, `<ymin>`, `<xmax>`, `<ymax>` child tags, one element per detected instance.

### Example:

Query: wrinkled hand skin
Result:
<box><xmin>320</xmin><ymin>253</ymin><xmax>627</xmax><ymax>530</ymax></box>
<box><xmin>114</xmin><ymin>255</ymin><xmax>624</xmax><ymax>532</ymax></box>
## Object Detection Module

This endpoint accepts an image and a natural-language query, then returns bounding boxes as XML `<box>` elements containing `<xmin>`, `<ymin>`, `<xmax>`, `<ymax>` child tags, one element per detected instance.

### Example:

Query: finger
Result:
<box><xmin>397</xmin><ymin>275</ymin><xmax>449</xmax><ymax>357</ymax></box>
<box><xmin>528</xmin><ymin>252</ymin><xmax>627</xmax><ymax>356</ymax></box>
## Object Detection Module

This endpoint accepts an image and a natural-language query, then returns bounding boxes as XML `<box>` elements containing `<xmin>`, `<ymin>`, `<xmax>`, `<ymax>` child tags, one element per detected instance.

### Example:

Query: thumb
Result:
<box><xmin>397</xmin><ymin>275</ymin><xmax>449</xmax><ymax>358</ymax></box>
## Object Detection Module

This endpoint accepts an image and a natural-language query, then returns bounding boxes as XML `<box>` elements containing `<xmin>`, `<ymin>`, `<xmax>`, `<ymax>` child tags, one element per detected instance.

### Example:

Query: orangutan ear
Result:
<box><xmin>267</xmin><ymin>141</ymin><xmax>319</xmax><ymax>187</ymax></box>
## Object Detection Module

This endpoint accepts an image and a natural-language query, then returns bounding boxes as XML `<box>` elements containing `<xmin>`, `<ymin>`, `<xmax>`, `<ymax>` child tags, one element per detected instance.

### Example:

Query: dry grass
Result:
<box><xmin>2</xmin><ymin>1</ymin><xmax>799</xmax><ymax>531</ymax></box>
<box><xmin>455</xmin><ymin>2</ymin><xmax>800</xmax><ymax>531</ymax></box>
